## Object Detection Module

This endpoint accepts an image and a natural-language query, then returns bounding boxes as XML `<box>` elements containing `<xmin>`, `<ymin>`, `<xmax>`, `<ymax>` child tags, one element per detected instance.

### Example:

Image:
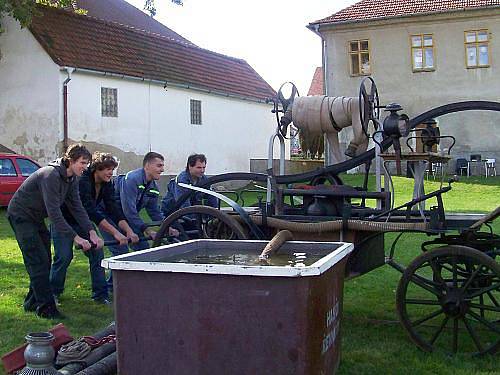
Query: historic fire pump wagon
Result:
<box><xmin>153</xmin><ymin>78</ymin><xmax>500</xmax><ymax>355</ymax></box>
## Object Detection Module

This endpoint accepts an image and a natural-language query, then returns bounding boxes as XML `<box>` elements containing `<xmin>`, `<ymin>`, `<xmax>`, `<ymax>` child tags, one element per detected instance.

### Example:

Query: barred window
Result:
<box><xmin>101</xmin><ymin>87</ymin><xmax>118</xmax><ymax>117</ymax></box>
<box><xmin>190</xmin><ymin>99</ymin><xmax>202</xmax><ymax>125</ymax></box>
<box><xmin>411</xmin><ymin>34</ymin><xmax>435</xmax><ymax>71</ymax></box>
<box><xmin>349</xmin><ymin>39</ymin><xmax>371</xmax><ymax>76</ymax></box>
<box><xmin>465</xmin><ymin>30</ymin><xmax>490</xmax><ymax>68</ymax></box>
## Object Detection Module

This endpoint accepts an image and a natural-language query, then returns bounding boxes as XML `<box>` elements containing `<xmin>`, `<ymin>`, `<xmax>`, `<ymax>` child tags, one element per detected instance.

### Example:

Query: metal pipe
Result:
<box><xmin>57</xmin><ymin>343</ymin><xmax>115</xmax><ymax>375</ymax></box>
<box><xmin>74</xmin><ymin>352</ymin><xmax>116</xmax><ymax>375</ymax></box>
<box><xmin>62</xmin><ymin>67</ymin><xmax>74</xmax><ymax>153</ymax></box>
<box><xmin>266</xmin><ymin>131</ymin><xmax>285</xmax><ymax>208</ymax></box>
<box><xmin>321</xmin><ymin>30</ymin><xmax>331</xmax><ymax>166</ymax></box>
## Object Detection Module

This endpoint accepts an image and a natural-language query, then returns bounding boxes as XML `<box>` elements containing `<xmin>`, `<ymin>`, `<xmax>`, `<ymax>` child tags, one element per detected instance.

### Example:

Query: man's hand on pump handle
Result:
<box><xmin>74</xmin><ymin>230</ymin><xmax>104</xmax><ymax>252</ymax></box>
<box><xmin>145</xmin><ymin>227</ymin><xmax>180</xmax><ymax>241</ymax></box>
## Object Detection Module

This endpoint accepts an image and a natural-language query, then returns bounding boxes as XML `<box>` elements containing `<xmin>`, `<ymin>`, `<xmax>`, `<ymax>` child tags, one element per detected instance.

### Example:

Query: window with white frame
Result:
<box><xmin>411</xmin><ymin>34</ymin><xmax>435</xmax><ymax>71</ymax></box>
<box><xmin>101</xmin><ymin>87</ymin><xmax>118</xmax><ymax>117</ymax></box>
<box><xmin>349</xmin><ymin>39</ymin><xmax>371</xmax><ymax>76</ymax></box>
<box><xmin>465</xmin><ymin>30</ymin><xmax>490</xmax><ymax>68</ymax></box>
<box><xmin>190</xmin><ymin>99</ymin><xmax>202</xmax><ymax>125</ymax></box>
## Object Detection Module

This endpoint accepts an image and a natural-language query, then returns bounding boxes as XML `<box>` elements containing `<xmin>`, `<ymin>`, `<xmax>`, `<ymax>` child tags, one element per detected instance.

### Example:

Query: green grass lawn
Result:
<box><xmin>0</xmin><ymin>175</ymin><xmax>498</xmax><ymax>374</ymax></box>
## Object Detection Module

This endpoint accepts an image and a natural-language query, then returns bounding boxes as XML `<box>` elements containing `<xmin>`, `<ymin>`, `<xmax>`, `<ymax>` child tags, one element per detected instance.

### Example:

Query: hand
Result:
<box><xmin>168</xmin><ymin>227</ymin><xmax>180</xmax><ymax>237</ymax></box>
<box><xmin>89</xmin><ymin>230</ymin><xmax>104</xmax><ymax>250</ymax></box>
<box><xmin>144</xmin><ymin>228</ymin><xmax>157</xmax><ymax>240</ymax></box>
<box><xmin>74</xmin><ymin>235</ymin><xmax>92</xmax><ymax>251</ymax></box>
<box><xmin>126</xmin><ymin>230</ymin><xmax>140</xmax><ymax>244</ymax></box>
<box><xmin>113</xmin><ymin>231</ymin><xmax>129</xmax><ymax>246</ymax></box>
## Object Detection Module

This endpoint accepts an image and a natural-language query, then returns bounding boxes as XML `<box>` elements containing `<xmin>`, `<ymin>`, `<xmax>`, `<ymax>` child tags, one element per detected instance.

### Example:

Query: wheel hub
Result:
<box><xmin>440</xmin><ymin>288</ymin><xmax>469</xmax><ymax>318</ymax></box>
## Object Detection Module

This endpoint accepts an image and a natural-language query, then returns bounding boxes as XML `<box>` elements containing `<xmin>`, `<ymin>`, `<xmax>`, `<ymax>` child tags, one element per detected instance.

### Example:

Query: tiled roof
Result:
<box><xmin>307</xmin><ymin>67</ymin><xmax>324</xmax><ymax>96</ymax></box>
<box><xmin>312</xmin><ymin>0</ymin><xmax>500</xmax><ymax>25</ymax></box>
<box><xmin>29</xmin><ymin>6</ymin><xmax>276</xmax><ymax>102</ymax></box>
<box><xmin>0</xmin><ymin>144</ymin><xmax>16</xmax><ymax>153</ymax></box>
<box><xmin>73</xmin><ymin>0</ymin><xmax>194</xmax><ymax>45</ymax></box>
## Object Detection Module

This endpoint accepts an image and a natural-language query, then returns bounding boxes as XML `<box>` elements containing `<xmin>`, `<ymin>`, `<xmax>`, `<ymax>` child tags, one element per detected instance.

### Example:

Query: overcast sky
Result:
<box><xmin>125</xmin><ymin>0</ymin><xmax>357</xmax><ymax>95</ymax></box>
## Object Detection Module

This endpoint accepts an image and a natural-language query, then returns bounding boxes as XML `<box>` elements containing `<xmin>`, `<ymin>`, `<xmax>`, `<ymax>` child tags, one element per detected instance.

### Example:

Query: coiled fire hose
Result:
<box><xmin>56</xmin><ymin>336</ymin><xmax>116</xmax><ymax>366</ymax></box>
<box><xmin>56</xmin><ymin>339</ymin><xmax>92</xmax><ymax>366</ymax></box>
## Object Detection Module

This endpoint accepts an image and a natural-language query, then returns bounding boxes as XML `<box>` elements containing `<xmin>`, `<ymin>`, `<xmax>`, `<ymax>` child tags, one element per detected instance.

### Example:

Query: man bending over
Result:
<box><xmin>7</xmin><ymin>144</ymin><xmax>102</xmax><ymax>319</ymax></box>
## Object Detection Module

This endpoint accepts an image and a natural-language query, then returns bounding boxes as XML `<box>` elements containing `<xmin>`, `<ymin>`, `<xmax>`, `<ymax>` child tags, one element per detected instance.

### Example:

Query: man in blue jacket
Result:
<box><xmin>161</xmin><ymin>153</ymin><xmax>218</xmax><ymax>217</ymax></box>
<box><xmin>114</xmin><ymin>152</ymin><xmax>178</xmax><ymax>251</ymax></box>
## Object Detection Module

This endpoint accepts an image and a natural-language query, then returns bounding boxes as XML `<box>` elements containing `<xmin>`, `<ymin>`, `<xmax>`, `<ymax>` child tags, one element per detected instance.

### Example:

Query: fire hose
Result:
<box><xmin>246</xmin><ymin>215</ymin><xmax>428</xmax><ymax>233</ymax></box>
<box><xmin>57</xmin><ymin>323</ymin><xmax>116</xmax><ymax>375</ymax></box>
<box><xmin>290</xmin><ymin>96</ymin><xmax>368</xmax><ymax>162</ymax></box>
<box><xmin>259</xmin><ymin>230</ymin><xmax>294</xmax><ymax>260</ymax></box>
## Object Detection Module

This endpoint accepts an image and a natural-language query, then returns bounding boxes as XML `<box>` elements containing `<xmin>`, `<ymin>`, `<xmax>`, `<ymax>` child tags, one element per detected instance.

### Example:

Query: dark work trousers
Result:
<box><xmin>50</xmin><ymin>223</ymin><xmax>108</xmax><ymax>300</ymax></box>
<box><xmin>8</xmin><ymin>216</ymin><xmax>55</xmax><ymax>310</ymax></box>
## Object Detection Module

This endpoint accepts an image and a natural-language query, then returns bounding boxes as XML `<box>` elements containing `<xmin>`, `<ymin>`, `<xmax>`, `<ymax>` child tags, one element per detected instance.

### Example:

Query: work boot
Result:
<box><xmin>36</xmin><ymin>304</ymin><xmax>65</xmax><ymax>319</ymax></box>
<box><xmin>23</xmin><ymin>291</ymin><xmax>38</xmax><ymax>312</ymax></box>
<box><xmin>23</xmin><ymin>301</ymin><xmax>38</xmax><ymax>312</ymax></box>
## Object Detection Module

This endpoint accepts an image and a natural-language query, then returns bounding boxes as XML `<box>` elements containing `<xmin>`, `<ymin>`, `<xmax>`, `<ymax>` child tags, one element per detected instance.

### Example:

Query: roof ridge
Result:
<box><xmin>39</xmin><ymin>5</ymin><xmax>248</xmax><ymax>65</ymax></box>
<box><xmin>311</xmin><ymin>0</ymin><xmax>500</xmax><ymax>25</ymax></box>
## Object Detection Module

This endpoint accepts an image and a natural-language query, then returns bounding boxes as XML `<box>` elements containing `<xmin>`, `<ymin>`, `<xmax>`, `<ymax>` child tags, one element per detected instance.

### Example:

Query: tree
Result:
<box><xmin>0</xmin><ymin>0</ymin><xmax>183</xmax><ymax>29</ymax></box>
<box><xmin>144</xmin><ymin>0</ymin><xmax>183</xmax><ymax>17</ymax></box>
<box><xmin>0</xmin><ymin>1</ymin><xmax>74</xmax><ymax>28</ymax></box>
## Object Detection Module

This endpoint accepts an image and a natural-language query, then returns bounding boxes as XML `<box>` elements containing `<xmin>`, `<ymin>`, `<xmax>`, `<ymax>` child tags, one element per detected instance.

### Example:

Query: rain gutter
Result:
<box><xmin>60</xmin><ymin>67</ymin><xmax>272</xmax><ymax>105</ymax></box>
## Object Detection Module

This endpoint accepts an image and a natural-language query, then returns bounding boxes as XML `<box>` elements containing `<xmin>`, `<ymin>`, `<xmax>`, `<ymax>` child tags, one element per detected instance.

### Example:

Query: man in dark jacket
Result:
<box><xmin>7</xmin><ymin>144</ymin><xmax>103</xmax><ymax>319</ymax></box>
<box><xmin>50</xmin><ymin>152</ymin><xmax>139</xmax><ymax>304</ymax></box>
<box><xmin>161</xmin><ymin>153</ymin><xmax>218</xmax><ymax>216</ymax></box>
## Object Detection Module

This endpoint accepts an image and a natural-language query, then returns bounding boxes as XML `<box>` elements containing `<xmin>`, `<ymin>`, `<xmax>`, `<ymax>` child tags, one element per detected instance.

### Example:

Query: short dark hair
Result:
<box><xmin>143</xmin><ymin>152</ymin><xmax>164</xmax><ymax>166</ymax></box>
<box><xmin>64</xmin><ymin>143</ymin><xmax>91</xmax><ymax>162</ymax></box>
<box><xmin>186</xmin><ymin>154</ymin><xmax>207</xmax><ymax>171</ymax></box>
<box><xmin>91</xmin><ymin>152</ymin><xmax>118</xmax><ymax>171</ymax></box>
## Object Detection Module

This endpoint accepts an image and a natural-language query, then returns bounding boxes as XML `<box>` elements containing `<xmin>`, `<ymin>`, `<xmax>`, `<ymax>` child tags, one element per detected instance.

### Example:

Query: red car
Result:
<box><xmin>0</xmin><ymin>153</ymin><xmax>41</xmax><ymax>207</ymax></box>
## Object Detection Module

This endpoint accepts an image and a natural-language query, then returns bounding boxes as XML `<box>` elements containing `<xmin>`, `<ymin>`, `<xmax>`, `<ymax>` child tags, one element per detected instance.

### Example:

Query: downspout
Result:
<box><xmin>309</xmin><ymin>23</ymin><xmax>331</xmax><ymax>166</ymax></box>
<box><xmin>62</xmin><ymin>67</ymin><xmax>75</xmax><ymax>153</ymax></box>
<box><xmin>320</xmin><ymin>30</ymin><xmax>329</xmax><ymax>166</ymax></box>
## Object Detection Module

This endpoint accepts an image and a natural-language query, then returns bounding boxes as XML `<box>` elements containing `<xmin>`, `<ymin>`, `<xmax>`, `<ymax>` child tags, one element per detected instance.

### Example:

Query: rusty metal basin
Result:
<box><xmin>102</xmin><ymin>239</ymin><xmax>353</xmax><ymax>375</ymax></box>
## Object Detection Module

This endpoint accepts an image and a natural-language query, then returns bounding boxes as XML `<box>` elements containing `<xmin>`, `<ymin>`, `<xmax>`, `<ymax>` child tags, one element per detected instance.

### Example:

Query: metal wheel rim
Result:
<box><xmin>153</xmin><ymin>205</ymin><xmax>248</xmax><ymax>247</ymax></box>
<box><xmin>358</xmin><ymin>76</ymin><xmax>380</xmax><ymax>138</ymax></box>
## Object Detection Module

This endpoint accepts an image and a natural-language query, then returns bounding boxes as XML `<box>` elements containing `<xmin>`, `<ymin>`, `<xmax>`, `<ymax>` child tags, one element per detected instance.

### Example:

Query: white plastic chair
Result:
<box><xmin>425</xmin><ymin>162</ymin><xmax>444</xmax><ymax>180</ymax></box>
<box><xmin>485</xmin><ymin>158</ymin><xmax>497</xmax><ymax>177</ymax></box>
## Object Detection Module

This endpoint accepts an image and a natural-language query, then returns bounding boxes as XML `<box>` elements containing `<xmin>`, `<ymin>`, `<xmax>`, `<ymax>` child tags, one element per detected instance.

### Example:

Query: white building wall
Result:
<box><xmin>320</xmin><ymin>10</ymin><xmax>500</xmax><ymax>160</ymax></box>
<box><xmin>66</xmin><ymin>71</ymin><xmax>284</xmax><ymax>175</ymax></box>
<box><xmin>0</xmin><ymin>17</ymin><xmax>61</xmax><ymax>163</ymax></box>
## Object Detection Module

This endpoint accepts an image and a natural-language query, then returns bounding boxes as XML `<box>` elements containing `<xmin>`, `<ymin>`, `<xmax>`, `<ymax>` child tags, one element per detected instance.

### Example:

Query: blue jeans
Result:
<box><xmin>49</xmin><ymin>224</ymin><xmax>108</xmax><ymax>301</ymax></box>
<box><xmin>102</xmin><ymin>219</ymin><xmax>150</xmax><ymax>291</ymax></box>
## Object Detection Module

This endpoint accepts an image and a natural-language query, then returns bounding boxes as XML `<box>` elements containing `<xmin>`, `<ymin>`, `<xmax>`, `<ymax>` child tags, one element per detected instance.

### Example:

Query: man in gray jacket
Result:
<box><xmin>7</xmin><ymin>144</ymin><xmax>103</xmax><ymax>319</ymax></box>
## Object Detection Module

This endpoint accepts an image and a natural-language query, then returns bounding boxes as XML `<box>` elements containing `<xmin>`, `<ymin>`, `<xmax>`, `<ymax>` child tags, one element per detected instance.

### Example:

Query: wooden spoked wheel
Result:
<box><xmin>396</xmin><ymin>245</ymin><xmax>499</xmax><ymax>355</ymax></box>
